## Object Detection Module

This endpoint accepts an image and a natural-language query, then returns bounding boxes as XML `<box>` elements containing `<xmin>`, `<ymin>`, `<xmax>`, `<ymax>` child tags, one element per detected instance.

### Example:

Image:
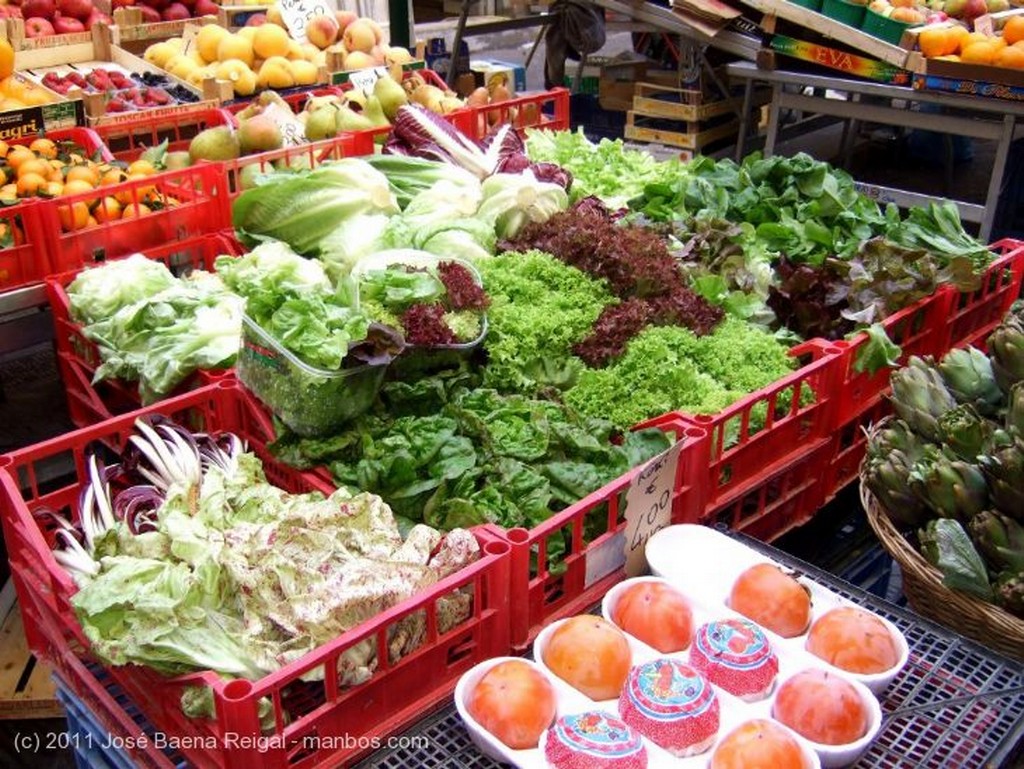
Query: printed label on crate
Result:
<box><xmin>261</xmin><ymin>102</ymin><xmax>307</xmax><ymax>147</ymax></box>
<box><xmin>913</xmin><ymin>73</ymin><xmax>1024</xmax><ymax>101</ymax></box>
<box><xmin>279</xmin><ymin>0</ymin><xmax>333</xmax><ymax>44</ymax></box>
<box><xmin>623</xmin><ymin>440</ymin><xmax>684</xmax><ymax>577</ymax></box>
<box><xmin>769</xmin><ymin>34</ymin><xmax>911</xmax><ymax>84</ymax></box>
<box><xmin>584</xmin><ymin>531</ymin><xmax>627</xmax><ymax>589</ymax></box>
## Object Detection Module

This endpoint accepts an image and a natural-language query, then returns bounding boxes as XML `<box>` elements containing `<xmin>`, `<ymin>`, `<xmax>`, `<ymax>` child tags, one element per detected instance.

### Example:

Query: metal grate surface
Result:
<box><xmin>357</xmin><ymin>530</ymin><xmax>1024</xmax><ymax>769</ymax></box>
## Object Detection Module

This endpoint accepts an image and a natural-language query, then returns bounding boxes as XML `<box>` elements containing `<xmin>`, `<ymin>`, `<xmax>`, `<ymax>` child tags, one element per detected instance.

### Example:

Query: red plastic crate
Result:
<box><xmin>821</xmin><ymin>394</ymin><xmax>891</xmax><ymax>507</ymax></box>
<box><xmin>494</xmin><ymin>416</ymin><xmax>707</xmax><ymax>650</ymax></box>
<box><xmin>38</xmin><ymin>163</ymin><xmax>231</xmax><ymax>276</ymax></box>
<box><xmin>448</xmin><ymin>87</ymin><xmax>571</xmax><ymax>140</ymax></box>
<box><xmin>12</xmin><ymin>126</ymin><xmax>114</xmax><ymax>161</ymax></box>
<box><xmin>0</xmin><ymin>202</ymin><xmax>49</xmax><ymax>292</ymax></box>
<box><xmin>638</xmin><ymin>339</ymin><xmax>844</xmax><ymax>522</ymax></box>
<box><xmin>707</xmin><ymin>437</ymin><xmax>834</xmax><ymax>542</ymax></box>
<box><xmin>92</xmin><ymin>108</ymin><xmax>236</xmax><ymax>162</ymax></box>
<box><xmin>939</xmin><ymin>238</ymin><xmax>1024</xmax><ymax>352</ymax></box>
<box><xmin>0</xmin><ymin>381</ymin><xmax>511</xmax><ymax>769</ymax></box>
<box><xmin>46</xmin><ymin>231</ymin><xmax>246</xmax><ymax>427</ymax></box>
<box><xmin>224</xmin><ymin>86</ymin><xmax>349</xmax><ymax>115</ymax></box>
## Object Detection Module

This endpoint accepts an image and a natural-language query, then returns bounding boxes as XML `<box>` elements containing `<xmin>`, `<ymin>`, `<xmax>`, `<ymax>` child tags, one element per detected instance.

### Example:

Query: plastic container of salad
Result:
<box><xmin>352</xmin><ymin>251</ymin><xmax>489</xmax><ymax>376</ymax></box>
<box><xmin>237</xmin><ymin>314</ymin><xmax>387</xmax><ymax>437</ymax></box>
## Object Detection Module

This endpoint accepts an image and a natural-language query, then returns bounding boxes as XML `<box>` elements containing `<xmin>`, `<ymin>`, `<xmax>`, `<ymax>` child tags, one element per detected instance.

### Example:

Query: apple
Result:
<box><xmin>135</xmin><ymin>3</ymin><xmax>159</xmax><ymax>21</ymax></box>
<box><xmin>161</xmin><ymin>2</ymin><xmax>188</xmax><ymax>19</ymax></box>
<box><xmin>245</xmin><ymin>11</ymin><xmax>266</xmax><ymax>24</ymax></box>
<box><xmin>334</xmin><ymin>9</ymin><xmax>356</xmax><ymax>33</ymax></box>
<box><xmin>57</xmin><ymin>0</ymin><xmax>93</xmax><ymax>21</ymax></box>
<box><xmin>53</xmin><ymin>15</ymin><xmax>86</xmax><ymax>31</ymax></box>
<box><xmin>305</xmin><ymin>13</ymin><xmax>339</xmax><ymax>49</ymax></box>
<box><xmin>24</xmin><ymin>16</ymin><xmax>55</xmax><ymax>35</ymax></box>
<box><xmin>140</xmin><ymin>0</ymin><xmax>168</xmax><ymax>12</ymax></box>
<box><xmin>925</xmin><ymin>10</ymin><xmax>949</xmax><ymax>20</ymax></box>
<box><xmin>21</xmin><ymin>0</ymin><xmax>54</xmax><ymax>19</ymax></box>
<box><xmin>962</xmin><ymin>0</ymin><xmax>987</xmax><ymax>19</ymax></box>
<box><xmin>194</xmin><ymin>0</ymin><xmax>216</xmax><ymax>14</ymax></box>
<box><xmin>84</xmin><ymin>8</ymin><xmax>111</xmax><ymax>26</ymax></box>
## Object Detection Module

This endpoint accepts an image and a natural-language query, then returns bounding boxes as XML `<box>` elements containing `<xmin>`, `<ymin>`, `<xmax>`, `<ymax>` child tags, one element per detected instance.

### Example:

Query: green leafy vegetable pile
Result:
<box><xmin>67</xmin><ymin>255</ymin><xmax>242</xmax><ymax>404</ymax></box>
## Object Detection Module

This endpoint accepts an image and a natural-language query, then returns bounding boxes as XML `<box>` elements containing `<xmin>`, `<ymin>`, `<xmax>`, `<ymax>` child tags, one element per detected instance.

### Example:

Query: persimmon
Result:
<box><xmin>612</xmin><ymin>581</ymin><xmax>694</xmax><ymax>653</ymax></box>
<box><xmin>466</xmin><ymin>660</ymin><xmax>557</xmax><ymax>750</ymax></box>
<box><xmin>773</xmin><ymin>669</ymin><xmax>870</xmax><ymax>746</ymax></box>
<box><xmin>710</xmin><ymin>720</ymin><xmax>807</xmax><ymax>769</ymax></box>
<box><xmin>806</xmin><ymin>607</ymin><xmax>899</xmax><ymax>675</ymax></box>
<box><xmin>728</xmin><ymin>563</ymin><xmax>811</xmax><ymax>638</ymax></box>
<box><xmin>542</xmin><ymin>615</ymin><xmax>632</xmax><ymax>700</ymax></box>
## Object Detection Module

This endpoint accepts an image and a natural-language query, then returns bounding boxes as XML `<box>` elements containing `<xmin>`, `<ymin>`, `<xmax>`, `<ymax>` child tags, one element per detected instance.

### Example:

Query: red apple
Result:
<box><xmin>21</xmin><ymin>0</ymin><xmax>54</xmax><ymax>20</ymax></box>
<box><xmin>58</xmin><ymin>0</ymin><xmax>93</xmax><ymax>21</ymax></box>
<box><xmin>53</xmin><ymin>15</ymin><xmax>85</xmax><ymax>31</ymax></box>
<box><xmin>963</xmin><ymin>0</ymin><xmax>987</xmax><ymax>18</ymax></box>
<box><xmin>193</xmin><ymin>0</ymin><xmax>216</xmax><ymax>15</ymax></box>
<box><xmin>244</xmin><ymin>12</ymin><xmax>266</xmax><ymax>25</ymax></box>
<box><xmin>140</xmin><ymin>0</ymin><xmax>168</xmax><ymax>12</ymax></box>
<box><xmin>334</xmin><ymin>9</ymin><xmax>356</xmax><ymax>34</ymax></box>
<box><xmin>160</xmin><ymin>2</ymin><xmax>188</xmax><ymax>19</ymax></box>
<box><xmin>85</xmin><ymin>8</ymin><xmax>110</xmax><ymax>26</ymax></box>
<box><xmin>110</xmin><ymin>0</ymin><xmax>134</xmax><ymax>7</ymax></box>
<box><xmin>176</xmin><ymin>0</ymin><xmax>195</xmax><ymax>8</ymax></box>
<box><xmin>24</xmin><ymin>16</ymin><xmax>55</xmax><ymax>35</ymax></box>
<box><xmin>135</xmin><ymin>3</ymin><xmax>159</xmax><ymax>20</ymax></box>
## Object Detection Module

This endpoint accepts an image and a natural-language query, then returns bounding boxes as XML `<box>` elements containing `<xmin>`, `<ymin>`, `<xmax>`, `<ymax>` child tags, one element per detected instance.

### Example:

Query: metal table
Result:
<box><xmin>727</xmin><ymin>60</ymin><xmax>1024</xmax><ymax>242</ymax></box>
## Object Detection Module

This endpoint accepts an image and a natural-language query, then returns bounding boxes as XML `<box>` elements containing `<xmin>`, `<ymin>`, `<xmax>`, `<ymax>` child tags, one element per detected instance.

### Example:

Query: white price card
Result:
<box><xmin>623</xmin><ymin>439</ymin><xmax>684</xmax><ymax>578</ymax></box>
<box><xmin>180</xmin><ymin>22</ymin><xmax>203</xmax><ymax>58</ymax></box>
<box><xmin>974</xmin><ymin>14</ymin><xmax>995</xmax><ymax>36</ymax></box>
<box><xmin>347</xmin><ymin>66</ymin><xmax>390</xmax><ymax>95</ymax></box>
<box><xmin>260</xmin><ymin>102</ymin><xmax>308</xmax><ymax>147</ymax></box>
<box><xmin>279</xmin><ymin>0</ymin><xmax>333</xmax><ymax>45</ymax></box>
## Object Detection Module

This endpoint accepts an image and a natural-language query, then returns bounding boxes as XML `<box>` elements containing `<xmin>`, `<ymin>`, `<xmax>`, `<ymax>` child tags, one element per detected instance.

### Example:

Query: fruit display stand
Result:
<box><xmin>92</xmin><ymin>105</ymin><xmax>235</xmax><ymax>159</ymax></box>
<box><xmin>45</xmin><ymin>232</ymin><xmax>242</xmax><ymax>428</ymax></box>
<box><xmin>0</xmin><ymin>380</ymin><xmax>513</xmax><ymax>769</ymax></box>
<box><xmin>109</xmin><ymin>8</ymin><xmax>220</xmax><ymax>56</ymax></box>
<box><xmin>15</xmin><ymin>25</ymin><xmax>218</xmax><ymax>125</ymax></box>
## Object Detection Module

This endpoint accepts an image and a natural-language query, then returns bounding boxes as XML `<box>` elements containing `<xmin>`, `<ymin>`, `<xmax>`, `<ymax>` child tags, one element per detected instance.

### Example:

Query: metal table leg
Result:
<box><xmin>980</xmin><ymin>114</ymin><xmax>1017</xmax><ymax>243</ymax></box>
<box><xmin>735</xmin><ymin>79</ymin><xmax>754</xmax><ymax>162</ymax></box>
<box><xmin>764</xmin><ymin>83</ymin><xmax>783</xmax><ymax>156</ymax></box>
<box><xmin>446</xmin><ymin>0</ymin><xmax>471</xmax><ymax>89</ymax></box>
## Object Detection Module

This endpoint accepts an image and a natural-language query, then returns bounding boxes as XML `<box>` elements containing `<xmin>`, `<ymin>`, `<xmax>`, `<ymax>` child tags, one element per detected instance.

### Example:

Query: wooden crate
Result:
<box><xmin>111</xmin><ymin>8</ymin><xmax>219</xmax><ymax>56</ymax></box>
<box><xmin>625</xmin><ymin>111</ymin><xmax>743</xmax><ymax>153</ymax></box>
<box><xmin>0</xmin><ymin>582</ymin><xmax>60</xmax><ymax>721</ymax></box>
<box><xmin>217</xmin><ymin>5</ymin><xmax>271</xmax><ymax>31</ymax></box>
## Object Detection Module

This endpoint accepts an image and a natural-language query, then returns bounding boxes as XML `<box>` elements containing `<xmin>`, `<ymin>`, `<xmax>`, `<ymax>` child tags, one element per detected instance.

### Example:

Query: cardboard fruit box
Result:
<box><xmin>0</xmin><ymin>74</ymin><xmax>85</xmax><ymax>141</ymax></box>
<box><xmin>16</xmin><ymin>24</ymin><xmax>218</xmax><ymax>126</ymax></box>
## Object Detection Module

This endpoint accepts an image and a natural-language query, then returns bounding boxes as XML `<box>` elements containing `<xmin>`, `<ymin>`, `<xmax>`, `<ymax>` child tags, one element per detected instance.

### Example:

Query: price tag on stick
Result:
<box><xmin>623</xmin><ymin>440</ymin><xmax>684</xmax><ymax>577</ymax></box>
<box><xmin>260</xmin><ymin>102</ymin><xmax>308</xmax><ymax>148</ymax></box>
<box><xmin>279</xmin><ymin>0</ymin><xmax>334</xmax><ymax>44</ymax></box>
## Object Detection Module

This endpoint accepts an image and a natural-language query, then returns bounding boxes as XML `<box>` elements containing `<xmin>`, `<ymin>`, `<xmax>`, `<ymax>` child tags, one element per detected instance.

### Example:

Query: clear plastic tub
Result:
<box><xmin>352</xmin><ymin>250</ymin><xmax>489</xmax><ymax>376</ymax></box>
<box><xmin>237</xmin><ymin>314</ymin><xmax>386</xmax><ymax>437</ymax></box>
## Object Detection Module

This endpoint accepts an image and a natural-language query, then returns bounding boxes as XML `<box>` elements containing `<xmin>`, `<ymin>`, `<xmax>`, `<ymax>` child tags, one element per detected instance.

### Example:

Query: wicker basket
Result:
<box><xmin>860</xmin><ymin>472</ymin><xmax>1024</xmax><ymax>661</ymax></box>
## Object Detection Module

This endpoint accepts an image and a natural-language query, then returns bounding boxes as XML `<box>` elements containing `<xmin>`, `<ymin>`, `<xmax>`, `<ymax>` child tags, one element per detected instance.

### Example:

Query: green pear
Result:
<box><xmin>238</xmin><ymin>114</ymin><xmax>284</xmax><ymax>154</ymax></box>
<box><xmin>335</xmin><ymin>104</ymin><xmax>376</xmax><ymax>133</ymax></box>
<box><xmin>305</xmin><ymin>105</ymin><xmax>340</xmax><ymax>141</ymax></box>
<box><xmin>373</xmin><ymin>74</ymin><xmax>408</xmax><ymax>121</ymax></box>
<box><xmin>188</xmin><ymin>126</ymin><xmax>241</xmax><ymax>163</ymax></box>
<box><xmin>162</xmin><ymin>151</ymin><xmax>193</xmax><ymax>170</ymax></box>
<box><xmin>362</xmin><ymin>94</ymin><xmax>390</xmax><ymax>128</ymax></box>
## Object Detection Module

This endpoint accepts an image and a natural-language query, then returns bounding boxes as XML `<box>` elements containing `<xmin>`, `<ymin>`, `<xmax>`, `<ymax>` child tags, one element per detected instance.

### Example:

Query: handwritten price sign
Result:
<box><xmin>261</xmin><ymin>102</ymin><xmax>307</xmax><ymax>147</ymax></box>
<box><xmin>278</xmin><ymin>0</ymin><xmax>333</xmax><ymax>44</ymax></box>
<box><xmin>623</xmin><ymin>440</ymin><xmax>683</xmax><ymax>577</ymax></box>
<box><xmin>347</xmin><ymin>66</ymin><xmax>390</xmax><ymax>94</ymax></box>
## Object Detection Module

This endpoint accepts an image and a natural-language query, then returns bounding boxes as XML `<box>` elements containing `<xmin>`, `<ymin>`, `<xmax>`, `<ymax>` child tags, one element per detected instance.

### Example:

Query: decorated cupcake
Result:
<box><xmin>689</xmin><ymin>618</ymin><xmax>779</xmax><ymax>701</ymax></box>
<box><xmin>619</xmin><ymin>659</ymin><xmax>719</xmax><ymax>757</ymax></box>
<box><xmin>544</xmin><ymin>711</ymin><xmax>648</xmax><ymax>769</ymax></box>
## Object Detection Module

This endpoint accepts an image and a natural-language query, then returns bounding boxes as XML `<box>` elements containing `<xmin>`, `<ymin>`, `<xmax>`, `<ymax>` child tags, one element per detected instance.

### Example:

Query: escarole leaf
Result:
<box><xmin>232</xmin><ymin>159</ymin><xmax>400</xmax><ymax>256</ymax></box>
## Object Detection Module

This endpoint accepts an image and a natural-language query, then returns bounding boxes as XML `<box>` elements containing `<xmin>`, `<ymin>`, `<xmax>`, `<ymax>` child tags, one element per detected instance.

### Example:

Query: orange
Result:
<box><xmin>99</xmin><ymin>167</ymin><xmax>127</xmax><ymax>186</ymax></box>
<box><xmin>28</xmin><ymin>138</ymin><xmax>57</xmax><ymax>159</ymax></box>
<box><xmin>58</xmin><ymin>201</ymin><xmax>90</xmax><ymax>231</ymax></box>
<box><xmin>0</xmin><ymin>40</ymin><xmax>13</xmax><ymax>82</ymax></box>
<box><xmin>1005</xmin><ymin>15</ymin><xmax>1024</xmax><ymax>46</ymax></box>
<box><xmin>16</xmin><ymin>158</ymin><xmax>50</xmax><ymax>180</ymax></box>
<box><xmin>961</xmin><ymin>41</ymin><xmax>999</xmax><ymax>65</ymax></box>
<box><xmin>16</xmin><ymin>172</ymin><xmax>48</xmax><ymax>196</ymax></box>
<box><xmin>62</xmin><ymin>179</ymin><xmax>95</xmax><ymax>196</ymax></box>
<box><xmin>0</xmin><ymin>183</ymin><xmax>17</xmax><ymax>200</ymax></box>
<box><xmin>116</xmin><ymin>175</ymin><xmax>156</xmax><ymax>205</ymax></box>
<box><xmin>65</xmin><ymin>164</ymin><xmax>99</xmax><ymax>187</ymax></box>
<box><xmin>919</xmin><ymin>27</ymin><xmax>958</xmax><ymax>58</ymax></box>
<box><xmin>126</xmin><ymin>159</ymin><xmax>156</xmax><ymax>176</ymax></box>
<box><xmin>0</xmin><ymin>167</ymin><xmax>5</xmax><ymax>186</ymax></box>
<box><xmin>992</xmin><ymin>35</ymin><xmax>1009</xmax><ymax>49</ymax></box>
<box><xmin>962</xmin><ymin>31</ymin><xmax>991</xmax><ymax>51</ymax></box>
<box><xmin>0</xmin><ymin>140</ymin><xmax>8</xmax><ymax>158</ymax></box>
<box><xmin>5</xmin><ymin>146</ymin><xmax>35</xmax><ymax>172</ymax></box>
<box><xmin>120</xmin><ymin>203</ymin><xmax>152</xmax><ymax>218</ymax></box>
<box><xmin>996</xmin><ymin>45</ymin><xmax>1024</xmax><ymax>69</ymax></box>
<box><xmin>40</xmin><ymin>181</ymin><xmax>63</xmax><ymax>197</ymax></box>
<box><xmin>93</xmin><ymin>196</ymin><xmax>122</xmax><ymax>223</ymax></box>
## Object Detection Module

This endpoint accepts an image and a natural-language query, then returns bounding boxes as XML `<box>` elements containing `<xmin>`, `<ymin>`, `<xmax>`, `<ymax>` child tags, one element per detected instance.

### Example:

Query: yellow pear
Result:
<box><xmin>143</xmin><ymin>42</ymin><xmax>176</xmax><ymax>68</ymax></box>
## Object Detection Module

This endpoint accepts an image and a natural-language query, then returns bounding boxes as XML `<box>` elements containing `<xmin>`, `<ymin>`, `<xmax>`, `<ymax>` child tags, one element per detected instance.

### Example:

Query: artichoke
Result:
<box><xmin>909</xmin><ymin>444</ymin><xmax>989</xmax><ymax>520</ymax></box>
<box><xmin>937</xmin><ymin>404</ymin><xmax>994</xmax><ymax>462</ymax></box>
<box><xmin>1006</xmin><ymin>381</ymin><xmax>1024</xmax><ymax>437</ymax></box>
<box><xmin>890</xmin><ymin>356</ymin><xmax>958</xmax><ymax>443</ymax></box>
<box><xmin>994</xmin><ymin>571</ymin><xmax>1024</xmax><ymax>618</ymax></box>
<box><xmin>987</xmin><ymin>313</ymin><xmax>1024</xmax><ymax>393</ymax></box>
<box><xmin>967</xmin><ymin>511</ymin><xmax>1024</xmax><ymax>574</ymax></box>
<box><xmin>862</xmin><ymin>420</ymin><xmax>930</xmax><ymax>528</ymax></box>
<box><xmin>864</xmin><ymin>418</ymin><xmax>923</xmax><ymax>462</ymax></box>
<box><xmin>938</xmin><ymin>347</ymin><xmax>1003</xmax><ymax>416</ymax></box>
<box><xmin>978</xmin><ymin>437</ymin><xmax>1024</xmax><ymax>521</ymax></box>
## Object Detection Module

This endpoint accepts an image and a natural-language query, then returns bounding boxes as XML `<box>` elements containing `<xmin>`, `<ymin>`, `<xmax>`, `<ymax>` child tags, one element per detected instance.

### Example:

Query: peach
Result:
<box><xmin>343</xmin><ymin>18</ymin><xmax>376</xmax><ymax>54</ymax></box>
<box><xmin>305</xmin><ymin>13</ymin><xmax>339</xmax><ymax>50</ymax></box>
